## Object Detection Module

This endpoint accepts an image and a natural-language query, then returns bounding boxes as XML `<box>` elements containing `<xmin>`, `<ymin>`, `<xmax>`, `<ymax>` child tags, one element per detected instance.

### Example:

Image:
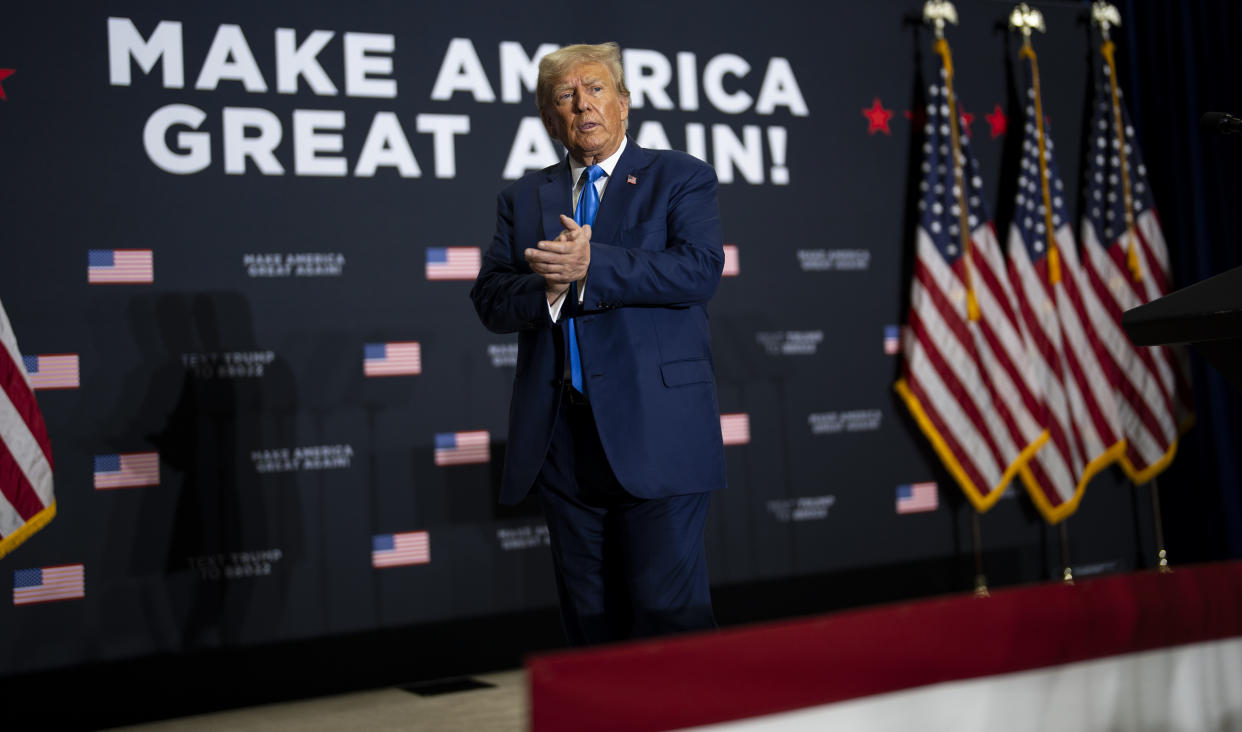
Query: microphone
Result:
<box><xmin>1201</xmin><ymin>111</ymin><xmax>1242</xmax><ymax>135</ymax></box>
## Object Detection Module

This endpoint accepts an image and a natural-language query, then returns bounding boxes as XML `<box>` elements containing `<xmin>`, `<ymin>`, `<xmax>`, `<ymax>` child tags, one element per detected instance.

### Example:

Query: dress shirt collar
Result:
<box><xmin>569</xmin><ymin>135</ymin><xmax>628</xmax><ymax>191</ymax></box>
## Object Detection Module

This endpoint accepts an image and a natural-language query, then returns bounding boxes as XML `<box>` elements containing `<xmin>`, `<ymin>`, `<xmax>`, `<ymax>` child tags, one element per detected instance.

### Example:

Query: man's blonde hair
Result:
<box><xmin>535</xmin><ymin>42</ymin><xmax>630</xmax><ymax>114</ymax></box>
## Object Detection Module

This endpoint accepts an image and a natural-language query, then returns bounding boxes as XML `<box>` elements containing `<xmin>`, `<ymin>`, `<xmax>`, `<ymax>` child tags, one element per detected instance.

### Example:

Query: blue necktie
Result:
<box><xmin>568</xmin><ymin>165</ymin><xmax>604</xmax><ymax>394</ymax></box>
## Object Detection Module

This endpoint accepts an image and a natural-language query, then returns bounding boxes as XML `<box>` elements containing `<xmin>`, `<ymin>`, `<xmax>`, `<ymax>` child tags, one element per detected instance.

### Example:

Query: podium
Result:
<box><xmin>1122</xmin><ymin>264</ymin><xmax>1242</xmax><ymax>394</ymax></box>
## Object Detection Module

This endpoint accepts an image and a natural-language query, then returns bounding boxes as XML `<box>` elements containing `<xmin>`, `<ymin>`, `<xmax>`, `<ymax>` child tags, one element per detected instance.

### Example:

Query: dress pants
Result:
<box><xmin>535</xmin><ymin>390</ymin><xmax>716</xmax><ymax>646</ymax></box>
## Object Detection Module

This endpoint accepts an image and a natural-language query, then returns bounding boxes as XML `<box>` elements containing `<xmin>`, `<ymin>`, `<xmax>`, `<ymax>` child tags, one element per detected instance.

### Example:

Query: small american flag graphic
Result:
<box><xmin>896</xmin><ymin>482</ymin><xmax>939</xmax><ymax>514</ymax></box>
<box><xmin>884</xmin><ymin>325</ymin><xmax>901</xmax><ymax>355</ymax></box>
<box><xmin>23</xmin><ymin>354</ymin><xmax>79</xmax><ymax>390</ymax></box>
<box><xmin>425</xmin><ymin>247</ymin><xmax>481</xmax><ymax>280</ymax></box>
<box><xmin>364</xmin><ymin>342</ymin><xmax>421</xmax><ymax>377</ymax></box>
<box><xmin>94</xmin><ymin>452</ymin><xmax>159</xmax><ymax>489</ymax></box>
<box><xmin>372</xmin><ymin>531</ymin><xmax>431</xmax><ymax>568</ymax></box>
<box><xmin>720</xmin><ymin>413</ymin><xmax>751</xmax><ymax>445</ymax></box>
<box><xmin>14</xmin><ymin>564</ymin><xmax>85</xmax><ymax>605</ymax></box>
<box><xmin>88</xmin><ymin>249</ymin><xmax>153</xmax><ymax>284</ymax></box>
<box><xmin>434</xmin><ymin>430</ymin><xmax>491</xmax><ymax>466</ymax></box>
<box><xmin>722</xmin><ymin>244</ymin><xmax>740</xmax><ymax>277</ymax></box>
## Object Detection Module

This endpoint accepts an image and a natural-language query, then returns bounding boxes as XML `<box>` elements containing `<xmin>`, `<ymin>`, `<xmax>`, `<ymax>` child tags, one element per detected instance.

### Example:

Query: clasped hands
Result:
<box><xmin>525</xmin><ymin>214</ymin><xmax>590</xmax><ymax>303</ymax></box>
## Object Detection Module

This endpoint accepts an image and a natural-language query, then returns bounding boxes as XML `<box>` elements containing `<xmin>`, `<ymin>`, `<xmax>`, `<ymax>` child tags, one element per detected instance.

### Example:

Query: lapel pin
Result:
<box><xmin>626</xmin><ymin>175</ymin><xmax>637</xmax><ymax>185</ymax></box>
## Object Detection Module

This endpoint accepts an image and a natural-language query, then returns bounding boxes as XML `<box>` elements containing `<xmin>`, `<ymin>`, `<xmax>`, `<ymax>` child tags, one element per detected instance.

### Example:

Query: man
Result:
<box><xmin>470</xmin><ymin>42</ymin><xmax>726</xmax><ymax>646</ymax></box>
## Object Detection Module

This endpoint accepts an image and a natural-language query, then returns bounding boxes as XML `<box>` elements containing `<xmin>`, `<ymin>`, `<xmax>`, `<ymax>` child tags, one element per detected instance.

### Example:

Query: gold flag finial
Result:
<box><xmin>1010</xmin><ymin>3</ymin><xmax>1047</xmax><ymax>46</ymax></box>
<box><xmin>923</xmin><ymin>1</ymin><xmax>959</xmax><ymax>39</ymax></box>
<box><xmin>1092</xmin><ymin>2</ymin><xmax>1122</xmax><ymax>42</ymax></box>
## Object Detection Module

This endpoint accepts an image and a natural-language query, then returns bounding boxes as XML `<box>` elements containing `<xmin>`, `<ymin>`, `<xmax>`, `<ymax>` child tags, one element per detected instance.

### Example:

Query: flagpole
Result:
<box><xmin>1095</xmin><ymin>5</ymin><xmax>1144</xmax><ymax>285</ymax></box>
<box><xmin>925</xmin><ymin>0</ymin><xmax>982</xmax><ymax>321</ymax></box>
<box><xmin>1150</xmin><ymin>477</ymin><xmax>1171</xmax><ymax>572</ymax></box>
<box><xmin>1059</xmin><ymin>521</ymin><xmax>1074</xmax><ymax>583</ymax></box>
<box><xmin>1092</xmin><ymin>0</ymin><xmax>1173</xmax><ymax>575</ymax></box>
<box><xmin>971</xmin><ymin>510</ymin><xmax>989</xmax><ymax>597</ymax></box>
<box><xmin>925</xmin><ymin>0</ymin><xmax>987</xmax><ymax>596</ymax></box>
<box><xmin>1010</xmin><ymin>4</ymin><xmax>1059</xmax><ymax>288</ymax></box>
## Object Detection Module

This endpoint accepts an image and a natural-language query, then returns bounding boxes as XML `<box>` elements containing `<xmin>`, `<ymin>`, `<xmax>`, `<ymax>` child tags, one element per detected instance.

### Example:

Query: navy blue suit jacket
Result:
<box><xmin>471</xmin><ymin>139</ymin><xmax>727</xmax><ymax>505</ymax></box>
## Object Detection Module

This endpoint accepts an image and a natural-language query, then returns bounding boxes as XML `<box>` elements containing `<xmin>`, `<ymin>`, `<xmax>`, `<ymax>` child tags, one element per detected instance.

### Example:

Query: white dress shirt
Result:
<box><xmin>548</xmin><ymin>136</ymin><xmax>628</xmax><ymax>321</ymax></box>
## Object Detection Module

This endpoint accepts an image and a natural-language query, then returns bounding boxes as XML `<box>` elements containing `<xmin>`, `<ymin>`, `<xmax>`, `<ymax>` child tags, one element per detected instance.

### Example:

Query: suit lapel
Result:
<box><xmin>591</xmin><ymin>139</ymin><xmax>652</xmax><ymax>247</ymax></box>
<box><xmin>538</xmin><ymin>159</ymin><xmax>572</xmax><ymax>242</ymax></box>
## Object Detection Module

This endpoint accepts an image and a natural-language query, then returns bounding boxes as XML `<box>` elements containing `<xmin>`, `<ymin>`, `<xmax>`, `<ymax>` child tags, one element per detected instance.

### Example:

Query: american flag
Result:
<box><xmin>895</xmin><ymin>38</ymin><xmax>1046</xmax><ymax>513</ymax></box>
<box><xmin>364</xmin><ymin>341</ymin><xmax>421</xmax><ymax>377</ymax></box>
<box><xmin>425</xmin><ymin>247</ymin><xmax>481</xmax><ymax>280</ymax></box>
<box><xmin>94</xmin><ymin>452</ymin><xmax>159</xmax><ymax>489</ymax></box>
<box><xmin>1008</xmin><ymin>46</ymin><xmax>1125</xmax><ymax>523</ymax></box>
<box><xmin>372</xmin><ymin>531</ymin><xmax>430</xmax><ymax>568</ymax></box>
<box><xmin>23</xmin><ymin>353</ymin><xmax>79</xmax><ymax>390</ymax></box>
<box><xmin>1078</xmin><ymin>39</ymin><xmax>1192</xmax><ymax>485</ymax></box>
<box><xmin>88</xmin><ymin>249</ymin><xmax>153</xmax><ymax>284</ymax></box>
<box><xmin>896</xmin><ymin>482</ymin><xmax>939</xmax><ymax>514</ymax></box>
<box><xmin>13</xmin><ymin>564</ymin><xmax>84</xmax><ymax>605</ymax></box>
<box><xmin>434</xmin><ymin>430</ymin><xmax>490</xmax><ymax>466</ymax></box>
<box><xmin>0</xmin><ymin>300</ymin><xmax>56</xmax><ymax>559</ymax></box>
<box><xmin>720</xmin><ymin>413</ymin><xmax>750</xmax><ymax>445</ymax></box>
<box><xmin>722</xmin><ymin>244</ymin><xmax>740</xmax><ymax>277</ymax></box>
<box><xmin>884</xmin><ymin>325</ymin><xmax>901</xmax><ymax>355</ymax></box>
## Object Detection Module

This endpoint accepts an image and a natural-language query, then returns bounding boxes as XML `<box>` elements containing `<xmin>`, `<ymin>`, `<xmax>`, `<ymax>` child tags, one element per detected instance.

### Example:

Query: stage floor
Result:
<box><xmin>109</xmin><ymin>669</ymin><xmax>527</xmax><ymax>732</ymax></box>
<box><xmin>107</xmin><ymin>561</ymin><xmax>1242</xmax><ymax>731</ymax></box>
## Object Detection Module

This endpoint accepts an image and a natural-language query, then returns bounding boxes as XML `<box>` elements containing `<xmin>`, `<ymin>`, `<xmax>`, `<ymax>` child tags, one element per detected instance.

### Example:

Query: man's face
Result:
<box><xmin>542</xmin><ymin>61</ymin><xmax>629</xmax><ymax>165</ymax></box>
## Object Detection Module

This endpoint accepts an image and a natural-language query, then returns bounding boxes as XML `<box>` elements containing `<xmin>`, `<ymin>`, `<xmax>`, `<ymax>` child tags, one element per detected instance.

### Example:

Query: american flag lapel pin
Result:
<box><xmin>626</xmin><ymin>174</ymin><xmax>637</xmax><ymax>185</ymax></box>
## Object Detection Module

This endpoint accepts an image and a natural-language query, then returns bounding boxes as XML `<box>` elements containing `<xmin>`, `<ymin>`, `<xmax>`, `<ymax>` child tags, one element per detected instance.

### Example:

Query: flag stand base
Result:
<box><xmin>1060</xmin><ymin>522</ymin><xmax>1074</xmax><ymax>584</ymax></box>
<box><xmin>1151</xmin><ymin>479</ymin><xmax>1172</xmax><ymax>573</ymax></box>
<box><xmin>972</xmin><ymin>511</ymin><xmax>989</xmax><ymax>597</ymax></box>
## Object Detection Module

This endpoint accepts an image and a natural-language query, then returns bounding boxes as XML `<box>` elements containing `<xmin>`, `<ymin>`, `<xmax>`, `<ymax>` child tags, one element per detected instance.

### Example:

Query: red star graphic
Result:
<box><xmin>985</xmin><ymin>104</ymin><xmax>1007</xmax><ymax>138</ymax></box>
<box><xmin>0</xmin><ymin>69</ymin><xmax>14</xmax><ymax>101</ymax></box>
<box><xmin>904</xmin><ymin>108</ymin><xmax>928</xmax><ymax>128</ymax></box>
<box><xmin>863</xmin><ymin>98</ymin><xmax>894</xmax><ymax>136</ymax></box>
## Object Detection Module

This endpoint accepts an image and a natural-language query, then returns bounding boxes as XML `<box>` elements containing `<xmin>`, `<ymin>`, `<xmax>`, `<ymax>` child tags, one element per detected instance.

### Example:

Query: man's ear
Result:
<box><xmin>619</xmin><ymin>95</ymin><xmax>630</xmax><ymax>123</ymax></box>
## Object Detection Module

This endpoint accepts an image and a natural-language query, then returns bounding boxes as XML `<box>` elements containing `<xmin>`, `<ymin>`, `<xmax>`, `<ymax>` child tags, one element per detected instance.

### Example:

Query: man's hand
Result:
<box><xmin>526</xmin><ymin>214</ymin><xmax>591</xmax><ymax>302</ymax></box>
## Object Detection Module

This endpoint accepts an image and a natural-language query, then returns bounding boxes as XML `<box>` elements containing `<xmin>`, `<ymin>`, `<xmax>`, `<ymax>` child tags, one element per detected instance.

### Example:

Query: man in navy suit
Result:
<box><xmin>470</xmin><ymin>42</ymin><xmax>725</xmax><ymax>646</ymax></box>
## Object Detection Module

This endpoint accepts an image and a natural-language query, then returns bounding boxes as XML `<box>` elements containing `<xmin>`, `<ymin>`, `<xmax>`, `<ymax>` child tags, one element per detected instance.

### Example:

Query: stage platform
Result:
<box><xmin>528</xmin><ymin>561</ymin><xmax>1242</xmax><ymax>731</ymax></box>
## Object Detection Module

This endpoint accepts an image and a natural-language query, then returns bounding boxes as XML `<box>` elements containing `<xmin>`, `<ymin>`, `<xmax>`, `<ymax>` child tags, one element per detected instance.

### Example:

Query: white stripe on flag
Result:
<box><xmin>0</xmin><ymin>385</ymin><xmax>54</xmax><ymax>506</ymax></box>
